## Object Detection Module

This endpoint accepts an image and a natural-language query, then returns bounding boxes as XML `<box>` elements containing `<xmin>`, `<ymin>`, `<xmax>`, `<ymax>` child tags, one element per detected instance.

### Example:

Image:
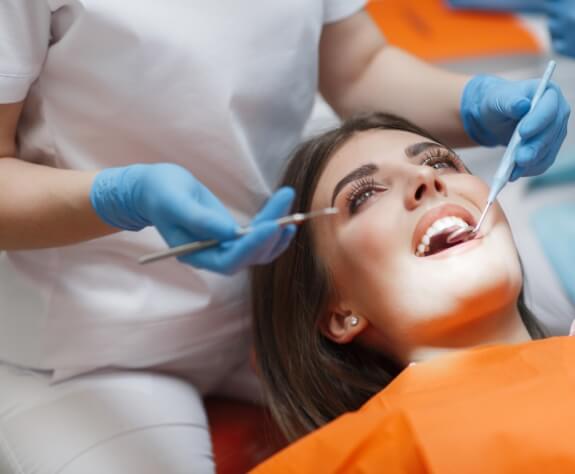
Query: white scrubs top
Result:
<box><xmin>0</xmin><ymin>0</ymin><xmax>366</xmax><ymax>381</ymax></box>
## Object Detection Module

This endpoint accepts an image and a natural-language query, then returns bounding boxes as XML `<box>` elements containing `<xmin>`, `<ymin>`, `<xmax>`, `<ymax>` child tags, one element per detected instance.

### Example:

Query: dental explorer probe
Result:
<box><xmin>138</xmin><ymin>207</ymin><xmax>339</xmax><ymax>265</ymax></box>
<box><xmin>448</xmin><ymin>60</ymin><xmax>557</xmax><ymax>245</ymax></box>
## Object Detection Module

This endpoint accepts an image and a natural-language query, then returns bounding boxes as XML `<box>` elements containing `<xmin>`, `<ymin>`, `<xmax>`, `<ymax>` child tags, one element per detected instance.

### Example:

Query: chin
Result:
<box><xmin>435</xmin><ymin>223</ymin><xmax>521</xmax><ymax>293</ymax></box>
<box><xmin>408</xmin><ymin>267</ymin><xmax>522</xmax><ymax>346</ymax></box>
<box><xmin>400</xmin><ymin>242</ymin><xmax>522</xmax><ymax>346</ymax></box>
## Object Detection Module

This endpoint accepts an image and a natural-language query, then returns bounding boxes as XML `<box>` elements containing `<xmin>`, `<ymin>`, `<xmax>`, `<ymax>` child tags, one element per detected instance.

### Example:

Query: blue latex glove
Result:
<box><xmin>545</xmin><ymin>0</ymin><xmax>575</xmax><ymax>58</ymax></box>
<box><xmin>90</xmin><ymin>163</ymin><xmax>296</xmax><ymax>274</ymax></box>
<box><xmin>461</xmin><ymin>74</ymin><xmax>570</xmax><ymax>181</ymax></box>
<box><xmin>445</xmin><ymin>0</ymin><xmax>543</xmax><ymax>12</ymax></box>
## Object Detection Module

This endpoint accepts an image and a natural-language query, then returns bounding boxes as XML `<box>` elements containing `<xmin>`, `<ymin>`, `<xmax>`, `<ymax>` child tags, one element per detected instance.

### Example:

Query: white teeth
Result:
<box><xmin>431</xmin><ymin>221</ymin><xmax>444</xmax><ymax>232</ymax></box>
<box><xmin>415</xmin><ymin>215</ymin><xmax>471</xmax><ymax>257</ymax></box>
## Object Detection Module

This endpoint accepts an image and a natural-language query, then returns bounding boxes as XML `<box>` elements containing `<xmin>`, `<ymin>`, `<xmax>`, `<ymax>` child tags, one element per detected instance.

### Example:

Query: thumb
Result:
<box><xmin>494</xmin><ymin>94</ymin><xmax>530</xmax><ymax>120</ymax></box>
<box><xmin>252</xmin><ymin>187</ymin><xmax>296</xmax><ymax>224</ymax></box>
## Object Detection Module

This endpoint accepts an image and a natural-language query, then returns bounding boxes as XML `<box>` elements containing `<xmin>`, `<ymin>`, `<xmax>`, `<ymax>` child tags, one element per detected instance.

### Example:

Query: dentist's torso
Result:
<box><xmin>0</xmin><ymin>0</ymin><xmax>352</xmax><ymax>382</ymax></box>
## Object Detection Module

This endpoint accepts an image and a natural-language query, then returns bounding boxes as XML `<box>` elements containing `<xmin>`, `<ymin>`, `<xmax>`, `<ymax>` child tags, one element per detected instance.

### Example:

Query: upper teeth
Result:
<box><xmin>416</xmin><ymin>216</ymin><xmax>469</xmax><ymax>257</ymax></box>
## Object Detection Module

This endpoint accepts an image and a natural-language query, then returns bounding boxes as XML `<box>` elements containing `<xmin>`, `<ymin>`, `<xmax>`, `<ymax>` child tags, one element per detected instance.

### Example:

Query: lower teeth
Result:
<box><xmin>417</xmin><ymin>225</ymin><xmax>464</xmax><ymax>257</ymax></box>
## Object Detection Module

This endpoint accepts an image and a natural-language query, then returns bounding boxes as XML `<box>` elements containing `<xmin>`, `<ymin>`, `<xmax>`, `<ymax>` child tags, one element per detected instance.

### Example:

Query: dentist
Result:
<box><xmin>0</xmin><ymin>1</ymin><xmax>569</xmax><ymax>472</ymax></box>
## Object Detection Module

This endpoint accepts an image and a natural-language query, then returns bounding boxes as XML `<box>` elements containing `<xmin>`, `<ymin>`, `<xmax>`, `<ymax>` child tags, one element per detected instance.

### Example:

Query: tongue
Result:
<box><xmin>427</xmin><ymin>226</ymin><xmax>461</xmax><ymax>256</ymax></box>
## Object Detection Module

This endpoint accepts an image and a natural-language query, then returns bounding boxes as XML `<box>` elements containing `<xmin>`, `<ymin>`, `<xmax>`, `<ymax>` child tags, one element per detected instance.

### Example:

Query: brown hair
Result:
<box><xmin>251</xmin><ymin>112</ymin><xmax>545</xmax><ymax>442</ymax></box>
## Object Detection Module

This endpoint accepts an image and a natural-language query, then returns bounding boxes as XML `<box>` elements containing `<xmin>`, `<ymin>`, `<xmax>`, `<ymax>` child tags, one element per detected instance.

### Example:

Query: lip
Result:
<box><xmin>424</xmin><ymin>235</ymin><xmax>483</xmax><ymax>259</ymax></box>
<box><xmin>412</xmin><ymin>203</ymin><xmax>477</xmax><ymax>255</ymax></box>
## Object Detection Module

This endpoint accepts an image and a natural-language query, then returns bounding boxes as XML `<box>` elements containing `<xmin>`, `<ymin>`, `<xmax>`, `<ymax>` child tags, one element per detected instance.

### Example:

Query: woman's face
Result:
<box><xmin>311</xmin><ymin>129</ymin><xmax>522</xmax><ymax>347</ymax></box>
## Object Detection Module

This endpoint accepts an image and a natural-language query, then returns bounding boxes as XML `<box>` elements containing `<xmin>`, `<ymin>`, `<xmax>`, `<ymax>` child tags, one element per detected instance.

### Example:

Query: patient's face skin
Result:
<box><xmin>311</xmin><ymin>129</ymin><xmax>522</xmax><ymax>348</ymax></box>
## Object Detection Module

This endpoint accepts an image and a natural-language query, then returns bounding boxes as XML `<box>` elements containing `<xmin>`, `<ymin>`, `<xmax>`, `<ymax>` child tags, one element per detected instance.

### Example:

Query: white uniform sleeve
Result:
<box><xmin>0</xmin><ymin>0</ymin><xmax>51</xmax><ymax>103</ymax></box>
<box><xmin>323</xmin><ymin>0</ymin><xmax>367</xmax><ymax>24</ymax></box>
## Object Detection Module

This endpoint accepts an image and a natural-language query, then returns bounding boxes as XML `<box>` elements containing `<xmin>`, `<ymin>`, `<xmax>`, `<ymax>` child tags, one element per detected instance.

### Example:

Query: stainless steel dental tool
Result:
<box><xmin>138</xmin><ymin>207</ymin><xmax>340</xmax><ymax>265</ymax></box>
<box><xmin>447</xmin><ymin>60</ymin><xmax>557</xmax><ymax>245</ymax></box>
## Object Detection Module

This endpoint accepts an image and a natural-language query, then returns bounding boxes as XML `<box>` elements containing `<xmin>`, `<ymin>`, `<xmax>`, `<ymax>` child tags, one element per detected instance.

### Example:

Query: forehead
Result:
<box><xmin>312</xmin><ymin>129</ymin><xmax>430</xmax><ymax>208</ymax></box>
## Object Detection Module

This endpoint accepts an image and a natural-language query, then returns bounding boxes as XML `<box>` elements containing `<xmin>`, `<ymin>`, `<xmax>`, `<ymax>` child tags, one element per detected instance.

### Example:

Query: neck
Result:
<box><xmin>409</xmin><ymin>302</ymin><xmax>532</xmax><ymax>363</ymax></box>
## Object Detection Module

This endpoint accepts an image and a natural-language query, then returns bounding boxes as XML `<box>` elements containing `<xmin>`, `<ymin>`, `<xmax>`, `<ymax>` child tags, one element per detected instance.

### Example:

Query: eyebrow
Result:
<box><xmin>404</xmin><ymin>141</ymin><xmax>444</xmax><ymax>158</ymax></box>
<box><xmin>330</xmin><ymin>141</ymin><xmax>452</xmax><ymax>206</ymax></box>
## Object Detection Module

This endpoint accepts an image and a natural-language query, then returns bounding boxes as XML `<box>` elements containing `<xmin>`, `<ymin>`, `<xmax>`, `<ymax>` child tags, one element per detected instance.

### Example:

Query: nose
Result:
<box><xmin>404</xmin><ymin>167</ymin><xmax>447</xmax><ymax>210</ymax></box>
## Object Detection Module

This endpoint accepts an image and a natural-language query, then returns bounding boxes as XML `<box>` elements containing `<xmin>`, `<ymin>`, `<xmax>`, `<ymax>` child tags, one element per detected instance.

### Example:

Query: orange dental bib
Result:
<box><xmin>253</xmin><ymin>337</ymin><xmax>575</xmax><ymax>473</ymax></box>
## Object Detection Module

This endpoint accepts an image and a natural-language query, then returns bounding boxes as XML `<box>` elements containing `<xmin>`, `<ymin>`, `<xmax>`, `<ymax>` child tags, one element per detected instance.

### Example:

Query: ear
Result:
<box><xmin>320</xmin><ymin>309</ymin><xmax>368</xmax><ymax>344</ymax></box>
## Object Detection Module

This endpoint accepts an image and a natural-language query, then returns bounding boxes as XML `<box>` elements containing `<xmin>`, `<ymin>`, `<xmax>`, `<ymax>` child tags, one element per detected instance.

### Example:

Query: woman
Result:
<box><xmin>0</xmin><ymin>1</ymin><xmax>569</xmax><ymax>472</ymax></box>
<box><xmin>252</xmin><ymin>112</ymin><xmax>548</xmax><ymax>442</ymax></box>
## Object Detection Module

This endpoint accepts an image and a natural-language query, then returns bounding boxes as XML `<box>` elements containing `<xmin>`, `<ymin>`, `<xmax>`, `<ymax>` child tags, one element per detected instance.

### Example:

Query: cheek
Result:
<box><xmin>329</xmin><ymin>213</ymin><xmax>400</xmax><ymax>304</ymax></box>
<box><xmin>330</xmin><ymin>213</ymin><xmax>411</xmax><ymax>324</ymax></box>
<box><xmin>334</xmin><ymin>212</ymin><xmax>399</xmax><ymax>273</ymax></box>
<box><xmin>449</xmin><ymin>174</ymin><xmax>489</xmax><ymax>205</ymax></box>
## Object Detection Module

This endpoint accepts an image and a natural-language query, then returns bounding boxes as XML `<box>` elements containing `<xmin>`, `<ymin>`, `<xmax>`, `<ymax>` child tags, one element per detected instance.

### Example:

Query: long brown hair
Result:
<box><xmin>251</xmin><ymin>112</ymin><xmax>545</xmax><ymax>442</ymax></box>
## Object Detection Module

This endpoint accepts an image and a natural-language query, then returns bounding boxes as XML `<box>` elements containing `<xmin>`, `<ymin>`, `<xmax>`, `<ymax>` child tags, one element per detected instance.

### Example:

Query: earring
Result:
<box><xmin>349</xmin><ymin>315</ymin><xmax>359</xmax><ymax>327</ymax></box>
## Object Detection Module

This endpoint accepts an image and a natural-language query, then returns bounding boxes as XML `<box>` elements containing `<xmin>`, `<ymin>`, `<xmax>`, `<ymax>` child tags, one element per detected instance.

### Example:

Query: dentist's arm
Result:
<box><xmin>0</xmin><ymin>101</ymin><xmax>113</xmax><ymax>249</ymax></box>
<box><xmin>318</xmin><ymin>10</ymin><xmax>471</xmax><ymax>146</ymax></box>
<box><xmin>0</xmin><ymin>102</ymin><xmax>295</xmax><ymax>273</ymax></box>
<box><xmin>319</xmin><ymin>10</ymin><xmax>570</xmax><ymax>178</ymax></box>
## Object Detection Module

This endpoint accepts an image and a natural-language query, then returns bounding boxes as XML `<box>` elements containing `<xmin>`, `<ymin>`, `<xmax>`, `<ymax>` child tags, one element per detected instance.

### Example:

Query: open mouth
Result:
<box><xmin>413</xmin><ymin>205</ymin><xmax>477</xmax><ymax>258</ymax></box>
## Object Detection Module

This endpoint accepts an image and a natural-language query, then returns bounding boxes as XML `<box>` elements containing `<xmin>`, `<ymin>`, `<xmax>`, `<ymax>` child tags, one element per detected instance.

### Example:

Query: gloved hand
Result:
<box><xmin>461</xmin><ymin>75</ymin><xmax>570</xmax><ymax>180</ymax></box>
<box><xmin>90</xmin><ymin>163</ymin><xmax>296</xmax><ymax>274</ymax></box>
<box><xmin>545</xmin><ymin>0</ymin><xmax>575</xmax><ymax>58</ymax></box>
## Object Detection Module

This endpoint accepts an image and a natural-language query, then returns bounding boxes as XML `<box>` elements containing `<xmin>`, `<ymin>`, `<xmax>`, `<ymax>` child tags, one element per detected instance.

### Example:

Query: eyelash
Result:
<box><xmin>419</xmin><ymin>147</ymin><xmax>465</xmax><ymax>172</ymax></box>
<box><xmin>346</xmin><ymin>176</ymin><xmax>384</xmax><ymax>215</ymax></box>
<box><xmin>344</xmin><ymin>148</ymin><xmax>465</xmax><ymax>214</ymax></box>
